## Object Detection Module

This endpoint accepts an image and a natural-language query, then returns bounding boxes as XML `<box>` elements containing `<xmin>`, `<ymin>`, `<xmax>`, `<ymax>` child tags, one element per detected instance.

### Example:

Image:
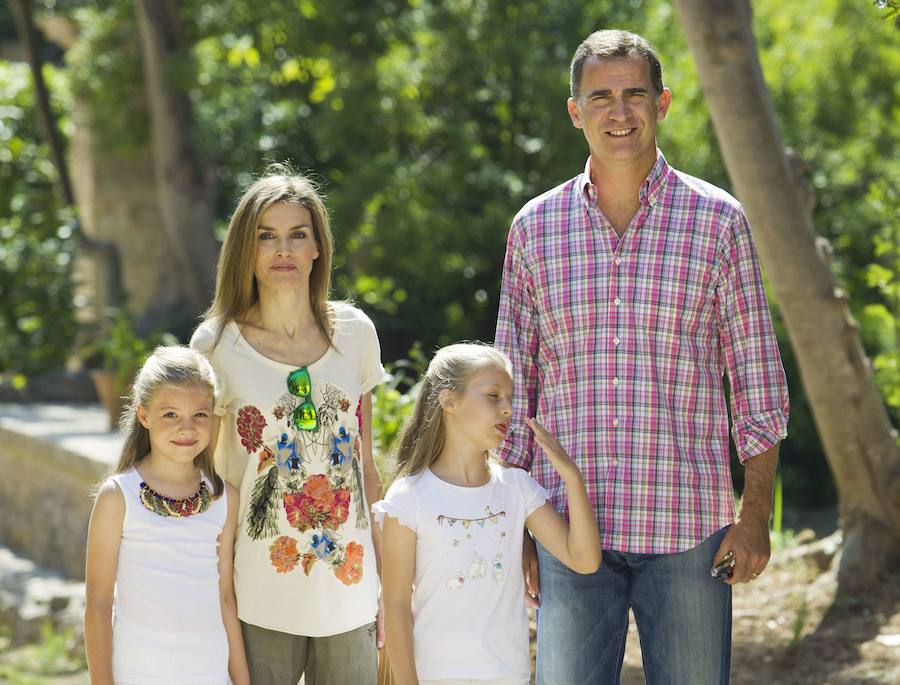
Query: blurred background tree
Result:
<box><xmin>1</xmin><ymin>0</ymin><xmax>897</xmax><ymax>518</ymax></box>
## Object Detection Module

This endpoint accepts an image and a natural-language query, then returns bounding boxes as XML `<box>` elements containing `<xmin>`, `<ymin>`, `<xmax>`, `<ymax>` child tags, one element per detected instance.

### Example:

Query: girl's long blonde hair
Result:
<box><xmin>203</xmin><ymin>163</ymin><xmax>335</xmax><ymax>346</ymax></box>
<box><xmin>393</xmin><ymin>343</ymin><xmax>512</xmax><ymax>478</ymax></box>
<box><xmin>115</xmin><ymin>346</ymin><xmax>224</xmax><ymax>497</ymax></box>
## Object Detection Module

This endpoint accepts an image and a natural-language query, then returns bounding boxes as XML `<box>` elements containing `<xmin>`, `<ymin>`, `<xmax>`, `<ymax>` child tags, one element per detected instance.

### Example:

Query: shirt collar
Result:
<box><xmin>580</xmin><ymin>149</ymin><xmax>670</xmax><ymax>207</ymax></box>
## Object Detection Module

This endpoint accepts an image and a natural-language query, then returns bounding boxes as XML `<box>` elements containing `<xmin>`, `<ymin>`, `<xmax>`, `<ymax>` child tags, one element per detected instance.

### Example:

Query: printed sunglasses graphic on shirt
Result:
<box><xmin>287</xmin><ymin>367</ymin><xmax>318</xmax><ymax>431</ymax></box>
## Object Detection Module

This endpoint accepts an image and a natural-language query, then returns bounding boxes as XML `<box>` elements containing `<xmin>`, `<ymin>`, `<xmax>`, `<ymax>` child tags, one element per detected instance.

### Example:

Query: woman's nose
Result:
<box><xmin>276</xmin><ymin>237</ymin><xmax>292</xmax><ymax>255</ymax></box>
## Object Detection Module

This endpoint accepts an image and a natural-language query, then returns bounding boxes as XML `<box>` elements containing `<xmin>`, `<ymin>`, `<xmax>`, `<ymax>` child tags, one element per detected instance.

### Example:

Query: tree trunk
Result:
<box><xmin>9</xmin><ymin>0</ymin><xmax>124</xmax><ymax>311</ymax></box>
<box><xmin>674</xmin><ymin>0</ymin><xmax>900</xmax><ymax>592</ymax></box>
<box><xmin>134</xmin><ymin>0</ymin><xmax>217</xmax><ymax>327</ymax></box>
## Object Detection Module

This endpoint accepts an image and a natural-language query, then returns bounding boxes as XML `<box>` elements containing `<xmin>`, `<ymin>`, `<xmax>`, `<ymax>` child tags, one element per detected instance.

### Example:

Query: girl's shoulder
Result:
<box><xmin>492</xmin><ymin>461</ymin><xmax>541</xmax><ymax>490</ymax></box>
<box><xmin>383</xmin><ymin>470</ymin><xmax>427</xmax><ymax>500</ymax></box>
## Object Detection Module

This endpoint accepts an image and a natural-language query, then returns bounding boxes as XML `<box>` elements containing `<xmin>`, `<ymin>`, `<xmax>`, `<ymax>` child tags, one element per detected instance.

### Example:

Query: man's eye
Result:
<box><xmin>164</xmin><ymin>412</ymin><xmax>177</xmax><ymax>418</ymax></box>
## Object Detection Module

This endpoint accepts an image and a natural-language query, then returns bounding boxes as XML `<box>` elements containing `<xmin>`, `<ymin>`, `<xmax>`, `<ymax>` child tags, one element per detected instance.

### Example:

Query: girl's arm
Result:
<box><xmin>360</xmin><ymin>391</ymin><xmax>386</xmax><ymax>648</ymax></box>
<box><xmin>381</xmin><ymin>515</ymin><xmax>419</xmax><ymax>685</ymax></box>
<box><xmin>219</xmin><ymin>483</ymin><xmax>251</xmax><ymax>685</ymax></box>
<box><xmin>84</xmin><ymin>481</ymin><xmax>125</xmax><ymax>685</ymax></box>
<box><xmin>524</xmin><ymin>418</ymin><xmax>601</xmax><ymax>574</ymax></box>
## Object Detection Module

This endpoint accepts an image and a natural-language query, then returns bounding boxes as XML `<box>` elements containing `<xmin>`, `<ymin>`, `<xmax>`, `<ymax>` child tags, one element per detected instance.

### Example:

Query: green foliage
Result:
<box><xmin>81</xmin><ymin>307</ymin><xmax>177</xmax><ymax>387</ymax></box>
<box><xmin>0</xmin><ymin>621</ymin><xmax>85</xmax><ymax>682</ymax></box>
<box><xmin>372</xmin><ymin>345</ymin><xmax>427</xmax><ymax>479</ymax></box>
<box><xmin>2</xmin><ymin>0</ymin><xmax>897</xmax><ymax>510</ymax></box>
<box><xmin>0</xmin><ymin>61</ymin><xmax>76</xmax><ymax>381</ymax></box>
<box><xmin>66</xmin><ymin>0</ymin><xmax>148</xmax><ymax>153</ymax></box>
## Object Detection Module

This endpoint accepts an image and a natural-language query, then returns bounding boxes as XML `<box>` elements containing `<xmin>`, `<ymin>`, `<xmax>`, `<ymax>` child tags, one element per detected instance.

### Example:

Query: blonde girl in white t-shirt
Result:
<box><xmin>374</xmin><ymin>343</ymin><xmax>601</xmax><ymax>685</ymax></box>
<box><xmin>84</xmin><ymin>346</ymin><xmax>249</xmax><ymax>685</ymax></box>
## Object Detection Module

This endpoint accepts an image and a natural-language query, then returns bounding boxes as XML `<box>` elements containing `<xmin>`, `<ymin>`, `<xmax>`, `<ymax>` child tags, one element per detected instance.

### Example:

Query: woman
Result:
<box><xmin>191</xmin><ymin>165</ymin><xmax>384</xmax><ymax>684</ymax></box>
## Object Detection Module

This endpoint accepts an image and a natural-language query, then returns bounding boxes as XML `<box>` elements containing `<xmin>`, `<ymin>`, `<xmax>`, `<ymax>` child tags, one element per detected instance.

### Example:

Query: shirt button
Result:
<box><xmin>613</xmin><ymin>337</ymin><xmax>620</xmax><ymax>345</ymax></box>
<box><xmin>614</xmin><ymin>258</ymin><xmax>622</xmax><ymax>266</ymax></box>
<box><xmin>612</xmin><ymin>418</ymin><xmax>620</xmax><ymax>427</ymax></box>
<box><xmin>614</xmin><ymin>297</ymin><xmax>621</xmax><ymax>306</ymax></box>
<box><xmin>612</xmin><ymin>377</ymin><xmax>619</xmax><ymax>386</ymax></box>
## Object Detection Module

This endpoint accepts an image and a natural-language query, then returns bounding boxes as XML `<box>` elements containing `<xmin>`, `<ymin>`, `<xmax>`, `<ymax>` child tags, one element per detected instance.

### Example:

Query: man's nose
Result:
<box><xmin>609</xmin><ymin>96</ymin><xmax>628</xmax><ymax>120</ymax></box>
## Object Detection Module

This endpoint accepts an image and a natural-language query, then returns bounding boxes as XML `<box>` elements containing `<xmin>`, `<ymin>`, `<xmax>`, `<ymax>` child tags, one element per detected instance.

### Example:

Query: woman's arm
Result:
<box><xmin>219</xmin><ymin>483</ymin><xmax>251</xmax><ymax>685</ymax></box>
<box><xmin>381</xmin><ymin>515</ymin><xmax>418</xmax><ymax>685</ymax></box>
<box><xmin>84</xmin><ymin>481</ymin><xmax>124</xmax><ymax>685</ymax></box>
<box><xmin>360</xmin><ymin>391</ymin><xmax>386</xmax><ymax>647</ymax></box>
<box><xmin>524</xmin><ymin>419</ymin><xmax>601</xmax><ymax>574</ymax></box>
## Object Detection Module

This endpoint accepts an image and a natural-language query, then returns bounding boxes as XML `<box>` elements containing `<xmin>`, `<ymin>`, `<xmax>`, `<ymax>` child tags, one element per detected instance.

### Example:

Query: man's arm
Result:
<box><xmin>495</xmin><ymin>217</ymin><xmax>543</xmax><ymax>602</ymax></box>
<box><xmin>494</xmin><ymin>217</ymin><xmax>540</xmax><ymax>469</ymax></box>
<box><xmin>713</xmin><ymin>445</ymin><xmax>778</xmax><ymax>584</ymax></box>
<box><xmin>713</xmin><ymin>208</ymin><xmax>789</xmax><ymax>583</ymax></box>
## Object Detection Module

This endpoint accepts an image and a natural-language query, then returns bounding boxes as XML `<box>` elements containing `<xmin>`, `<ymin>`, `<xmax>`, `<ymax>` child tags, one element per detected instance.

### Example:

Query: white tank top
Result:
<box><xmin>109</xmin><ymin>468</ymin><xmax>230</xmax><ymax>685</ymax></box>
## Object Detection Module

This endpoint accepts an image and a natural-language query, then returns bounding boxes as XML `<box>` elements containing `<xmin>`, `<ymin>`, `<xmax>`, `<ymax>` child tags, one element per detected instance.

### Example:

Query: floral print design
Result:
<box><xmin>335</xmin><ymin>542</ymin><xmax>365</xmax><ymax>585</ymax></box>
<box><xmin>283</xmin><ymin>474</ymin><xmax>350</xmax><ymax>533</ymax></box>
<box><xmin>237</xmin><ymin>405</ymin><xmax>266</xmax><ymax>453</ymax></box>
<box><xmin>240</xmin><ymin>378</ymin><xmax>368</xmax><ymax>585</ymax></box>
<box><xmin>269</xmin><ymin>535</ymin><xmax>300</xmax><ymax>573</ymax></box>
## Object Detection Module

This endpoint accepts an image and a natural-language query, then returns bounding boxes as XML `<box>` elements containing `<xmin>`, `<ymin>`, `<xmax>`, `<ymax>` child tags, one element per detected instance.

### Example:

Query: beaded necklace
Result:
<box><xmin>139</xmin><ymin>479</ymin><xmax>211</xmax><ymax>518</ymax></box>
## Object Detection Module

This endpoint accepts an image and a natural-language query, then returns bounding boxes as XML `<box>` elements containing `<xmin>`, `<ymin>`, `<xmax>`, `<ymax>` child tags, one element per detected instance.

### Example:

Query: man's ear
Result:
<box><xmin>438</xmin><ymin>388</ymin><xmax>456</xmax><ymax>414</ymax></box>
<box><xmin>567</xmin><ymin>97</ymin><xmax>583</xmax><ymax>129</ymax></box>
<box><xmin>136</xmin><ymin>403</ymin><xmax>151</xmax><ymax>429</ymax></box>
<box><xmin>656</xmin><ymin>87</ymin><xmax>672</xmax><ymax>122</ymax></box>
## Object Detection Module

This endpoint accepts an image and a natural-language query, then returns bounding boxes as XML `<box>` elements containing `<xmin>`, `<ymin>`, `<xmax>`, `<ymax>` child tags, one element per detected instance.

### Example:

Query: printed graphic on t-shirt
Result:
<box><xmin>236</xmin><ymin>376</ymin><xmax>368</xmax><ymax>585</ymax></box>
<box><xmin>437</xmin><ymin>506</ymin><xmax>508</xmax><ymax>590</ymax></box>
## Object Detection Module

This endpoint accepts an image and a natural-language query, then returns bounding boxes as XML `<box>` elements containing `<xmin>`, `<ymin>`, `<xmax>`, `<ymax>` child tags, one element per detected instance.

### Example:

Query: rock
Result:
<box><xmin>0</xmin><ymin>545</ymin><xmax>85</xmax><ymax>645</ymax></box>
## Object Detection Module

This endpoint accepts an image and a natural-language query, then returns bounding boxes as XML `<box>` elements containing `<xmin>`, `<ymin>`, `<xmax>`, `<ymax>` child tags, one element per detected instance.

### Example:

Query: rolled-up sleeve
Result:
<box><xmin>716</xmin><ymin>208</ymin><xmax>790</xmax><ymax>462</ymax></box>
<box><xmin>494</xmin><ymin>217</ymin><xmax>540</xmax><ymax>470</ymax></box>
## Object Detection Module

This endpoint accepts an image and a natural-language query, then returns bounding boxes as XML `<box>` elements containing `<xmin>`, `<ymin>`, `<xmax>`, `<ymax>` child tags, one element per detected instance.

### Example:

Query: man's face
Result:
<box><xmin>567</xmin><ymin>56</ymin><xmax>671</xmax><ymax>172</ymax></box>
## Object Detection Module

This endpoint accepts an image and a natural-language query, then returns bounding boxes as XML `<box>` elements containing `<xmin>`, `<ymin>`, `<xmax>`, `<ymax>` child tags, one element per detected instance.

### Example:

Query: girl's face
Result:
<box><xmin>137</xmin><ymin>384</ymin><xmax>214</xmax><ymax>465</ymax></box>
<box><xmin>253</xmin><ymin>202</ymin><xmax>319</xmax><ymax>293</ymax></box>
<box><xmin>443</xmin><ymin>363</ymin><xmax>514</xmax><ymax>451</ymax></box>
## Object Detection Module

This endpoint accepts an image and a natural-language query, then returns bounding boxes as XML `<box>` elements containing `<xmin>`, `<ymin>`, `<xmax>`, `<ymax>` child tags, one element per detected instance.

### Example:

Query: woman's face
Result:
<box><xmin>253</xmin><ymin>202</ymin><xmax>319</xmax><ymax>294</ymax></box>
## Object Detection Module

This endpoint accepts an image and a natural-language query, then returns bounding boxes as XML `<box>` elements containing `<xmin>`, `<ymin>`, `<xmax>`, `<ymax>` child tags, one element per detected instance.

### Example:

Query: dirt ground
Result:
<box><xmin>2</xmin><ymin>541</ymin><xmax>898</xmax><ymax>684</ymax></box>
<box><xmin>616</xmin><ymin>553</ymin><xmax>900</xmax><ymax>684</ymax></box>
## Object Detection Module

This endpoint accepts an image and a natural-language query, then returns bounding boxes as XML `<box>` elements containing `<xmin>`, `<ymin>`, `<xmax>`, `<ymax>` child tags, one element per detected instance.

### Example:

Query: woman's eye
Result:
<box><xmin>163</xmin><ymin>411</ymin><xmax>177</xmax><ymax>418</ymax></box>
<box><xmin>292</xmin><ymin>231</ymin><xmax>307</xmax><ymax>239</ymax></box>
<box><xmin>258</xmin><ymin>232</ymin><xmax>274</xmax><ymax>240</ymax></box>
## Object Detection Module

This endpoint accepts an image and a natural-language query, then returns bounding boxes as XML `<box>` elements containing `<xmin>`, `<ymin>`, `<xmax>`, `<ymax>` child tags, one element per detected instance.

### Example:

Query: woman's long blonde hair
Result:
<box><xmin>115</xmin><ymin>346</ymin><xmax>224</xmax><ymax>497</ymax></box>
<box><xmin>393</xmin><ymin>343</ymin><xmax>512</xmax><ymax>478</ymax></box>
<box><xmin>203</xmin><ymin>163</ymin><xmax>335</xmax><ymax>346</ymax></box>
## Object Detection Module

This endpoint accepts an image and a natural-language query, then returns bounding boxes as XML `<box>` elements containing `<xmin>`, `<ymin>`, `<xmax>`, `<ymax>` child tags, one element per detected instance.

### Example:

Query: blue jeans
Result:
<box><xmin>536</xmin><ymin>526</ymin><xmax>732</xmax><ymax>685</ymax></box>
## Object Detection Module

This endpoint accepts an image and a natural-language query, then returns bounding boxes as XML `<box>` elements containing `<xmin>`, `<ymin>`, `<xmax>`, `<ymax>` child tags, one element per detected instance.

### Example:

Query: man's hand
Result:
<box><xmin>523</xmin><ymin>531</ymin><xmax>540</xmax><ymax>607</ymax></box>
<box><xmin>712</xmin><ymin>516</ymin><xmax>770</xmax><ymax>585</ymax></box>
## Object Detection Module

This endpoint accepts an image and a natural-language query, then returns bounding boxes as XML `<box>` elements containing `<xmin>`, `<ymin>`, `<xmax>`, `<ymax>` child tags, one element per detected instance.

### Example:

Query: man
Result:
<box><xmin>495</xmin><ymin>29</ymin><xmax>789</xmax><ymax>685</ymax></box>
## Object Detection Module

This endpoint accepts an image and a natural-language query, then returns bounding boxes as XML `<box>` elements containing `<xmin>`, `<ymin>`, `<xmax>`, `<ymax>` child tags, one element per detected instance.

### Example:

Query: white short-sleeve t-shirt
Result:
<box><xmin>191</xmin><ymin>303</ymin><xmax>384</xmax><ymax>637</ymax></box>
<box><xmin>373</xmin><ymin>462</ymin><xmax>548</xmax><ymax>681</ymax></box>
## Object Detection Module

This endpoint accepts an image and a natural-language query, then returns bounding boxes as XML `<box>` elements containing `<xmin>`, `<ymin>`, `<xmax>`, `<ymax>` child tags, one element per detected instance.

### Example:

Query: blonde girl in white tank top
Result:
<box><xmin>84</xmin><ymin>346</ymin><xmax>250</xmax><ymax>685</ymax></box>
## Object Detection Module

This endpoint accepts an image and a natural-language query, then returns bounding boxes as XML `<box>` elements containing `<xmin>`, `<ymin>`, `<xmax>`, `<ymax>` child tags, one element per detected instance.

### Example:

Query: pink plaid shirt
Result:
<box><xmin>495</xmin><ymin>152</ymin><xmax>789</xmax><ymax>554</ymax></box>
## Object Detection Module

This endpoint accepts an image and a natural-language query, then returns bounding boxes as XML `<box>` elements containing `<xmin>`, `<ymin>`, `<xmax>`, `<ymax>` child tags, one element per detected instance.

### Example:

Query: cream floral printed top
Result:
<box><xmin>192</xmin><ymin>303</ymin><xmax>383</xmax><ymax>637</ymax></box>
